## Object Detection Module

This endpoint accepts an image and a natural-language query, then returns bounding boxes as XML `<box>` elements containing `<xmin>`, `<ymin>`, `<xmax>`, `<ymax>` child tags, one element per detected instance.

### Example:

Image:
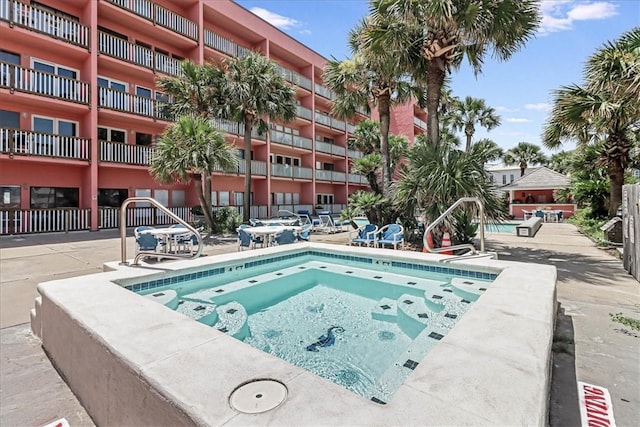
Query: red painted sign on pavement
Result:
<box><xmin>578</xmin><ymin>381</ymin><xmax>617</xmax><ymax>427</ymax></box>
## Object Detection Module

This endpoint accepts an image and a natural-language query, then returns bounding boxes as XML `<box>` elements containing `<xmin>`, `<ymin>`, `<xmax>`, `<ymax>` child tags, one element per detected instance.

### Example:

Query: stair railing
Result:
<box><xmin>422</xmin><ymin>196</ymin><xmax>486</xmax><ymax>256</ymax></box>
<box><xmin>119</xmin><ymin>197</ymin><xmax>204</xmax><ymax>266</ymax></box>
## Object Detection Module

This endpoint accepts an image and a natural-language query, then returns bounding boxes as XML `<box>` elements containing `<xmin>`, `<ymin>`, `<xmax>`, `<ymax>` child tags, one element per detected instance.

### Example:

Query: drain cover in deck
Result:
<box><xmin>229</xmin><ymin>379</ymin><xmax>287</xmax><ymax>414</ymax></box>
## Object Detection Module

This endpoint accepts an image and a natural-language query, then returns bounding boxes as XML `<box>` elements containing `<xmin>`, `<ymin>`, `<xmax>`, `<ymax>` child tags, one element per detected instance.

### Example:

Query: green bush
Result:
<box><xmin>211</xmin><ymin>207</ymin><xmax>243</xmax><ymax>234</ymax></box>
<box><xmin>568</xmin><ymin>208</ymin><xmax>607</xmax><ymax>245</ymax></box>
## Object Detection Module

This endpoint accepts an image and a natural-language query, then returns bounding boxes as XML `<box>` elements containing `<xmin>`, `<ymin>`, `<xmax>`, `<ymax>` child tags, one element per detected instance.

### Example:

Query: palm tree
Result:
<box><xmin>549</xmin><ymin>151</ymin><xmax>574</xmax><ymax>175</ymax></box>
<box><xmin>324</xmin><ymin>18</ymin><xmax>425</xmax><ymax>194</ymax></box>
<box><xmin>221</xmin><ymin>51</ymin><xmax>297</xmax><ymax>222</ymax></box>
<box><xmin>364</xmin><ymin>0</ymin><xmax>539</xmax><ymax>146</ymax></box>
<box><xmin>150</xmin><ymin>116</ymin><xmax>238</xmax><ymax>230</ymax></box>
<box><xmin>543</xmin><ymin>28</ymin><xmax>640</xmax><ymax>217</ymax></box>
<box><xmin>448</xmin><ymin>96</ymin><xmax>501</xmax><ymax>151</ymax></box>
<box><xmin>503</xmin><ymin>142</ymin><xmax>548</xmax><ymax>177</ymax></box>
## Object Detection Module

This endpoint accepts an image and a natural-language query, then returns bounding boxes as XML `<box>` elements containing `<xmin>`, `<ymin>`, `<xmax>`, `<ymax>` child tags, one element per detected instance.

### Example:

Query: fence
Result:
<box><xmin>622</xmin><ymin>184</ymin><xmax>639</xmax><ymax>282</ymax></box>
<box><xmin>0</xmin><ymin>208</ymin><xmax>91</xmax><ymax>234</ymax></box>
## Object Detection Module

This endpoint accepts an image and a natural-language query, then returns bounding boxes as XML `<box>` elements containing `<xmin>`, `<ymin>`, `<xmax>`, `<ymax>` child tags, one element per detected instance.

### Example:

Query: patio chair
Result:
<box><xmin>349</xmin><ymin>223</ymin><xmax>378</xmax><ymax>247</ymax></box>
<box><xmin>522</xmin><ymin>210</ymin><xmax>533</xmax><ymax>220</ymax></box>
<box><xmin>239</xmin><ymin>224</ymin><xmax>264</xmax><ymax>248</ymax></box>
<box><xmin>534</xmin><ymin>210</ymin><xmax>545</xmax><ymax>220</ymax></box>
<box><xmin>317</xmin><ymin>211</ymin><xmax>337</xmax><ymax>233</ymax></box>
<box><xmin>238</xmin><ymin>228</ymin><xmax>255</xmax><ymax>251</ymax></box>
<box><xmin>169</xmin><ymin>224</ymin><xmax>193</xmax><ymax>253</ymax></box>
<box><xmin>297</xmin><ymin>224</ymin><xmax>312</xmax><ymax>241</ymax></box>
<box><xmin>135</xmin><ymin>232</ymin><xmax>160</xmax><ymax>261</ymax></box>
<box><xmin>297</xmin><ymin>210</ymin><xmax>312</xmax><ymax>226</ymax></box>
<box><xmin>375</xmin><ymin>224</ymin><xmax>404</xmax><ymax>250</ymax></box>
<box><xmin>273</xmin><ymin>229</ymin><xmax>297</xmax><ymax>245</ymax></box>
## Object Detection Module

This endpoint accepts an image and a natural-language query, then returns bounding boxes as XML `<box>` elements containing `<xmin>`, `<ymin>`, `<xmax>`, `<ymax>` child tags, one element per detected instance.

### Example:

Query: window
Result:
<box><xmin>510</xmin><ymin>174</ymin><xmax>515</xmax><ymax>183</ymax></box>
<box><xmin>32</xmin><ymin>116</ymin><xmax>77</xmax><ymax>155</ymax></box>
<box><xmin>171</xmin><ymin>190</ymin><xmax>185</xmax><ymax>207</ymax></box>
<box><xmin>98</xmin><ymin>189</ymin><xmax>127</xmax><ymax>207</ymax></box>
<box><xmin>489</xmin><ymin>175</ymin><xmax>494</xmax><ymax>183</ymax></box>
<box><xmin>98</xmin><ymin>127</ymin><xmax>126</xmax><ymax>143</ymax></box>
<box><xmin>30</xmin><ymin>187</ymin><xmax>79</xmax><ymax>208</ymax></box>
<box><xmin>234</xmin><ymin>192</ymin><xmax>243</xmax><ymax>206</ymax></box>
<box><xmin>0</xmin><ymin>50</ymin><xmax>20</xmax><ymax>87</ymax></box>
<box><xmin>136</xmin><ymin>132</ymin><xmax>152</xmax><ymax>146</ymax></box>
<box><xmin>98</xmin><ymin>76</ymin><xmax>128</xmax><ymax>110</ymax></box>
<box><xmin>218</xmin><ymin>191</ymin><xmax>230</xmax><ymax>206</ymax></box>
<box><xmin>323</xmin><ymin>163</ymin><xmax>334</xmax><ymax>171</ymax></box>
<box><xmin>210</xmin><ymin>191</ymin><xmax>217</xmax><ymax>206</ymax></box>
<box><xmin>502</xmin><ymin>175</ymin><xmax>507</xmax><ymax>185</ymax></box>
<box><xmin>0</xmin><ymin>186</ymin><xmax>21</xmax><ymax>208</ymax></box>
<box><xmin>135</xmin><ymin>41</ymin><xmax>153</xmax><ymax>68</ymax></box>
<box><xmin>0</xmin><ymin>110</ymin><xmax>19</xmax><ymax>128</ymax></box>
<box><xmin>135</xmin><ymin>86</ymin><xmax>153</xmax><ymax>115</ymax></box>
<box><xmin>316</xmin><ymin>193</ymin><xmax>334</xmax><ymax>205</ymax></box>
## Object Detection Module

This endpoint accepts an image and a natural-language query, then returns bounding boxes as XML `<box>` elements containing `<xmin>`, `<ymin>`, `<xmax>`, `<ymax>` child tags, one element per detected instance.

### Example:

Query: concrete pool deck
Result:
<box><xmin>1</xmin><ymin>224</ymin><xmax>639</xmax><ymax>426</ymax></box>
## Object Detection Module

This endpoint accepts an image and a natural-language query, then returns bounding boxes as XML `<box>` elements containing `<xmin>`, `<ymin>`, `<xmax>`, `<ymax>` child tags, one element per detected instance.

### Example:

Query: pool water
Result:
<box><xmin>134</xmin><ymin>255</ymin><xmax>494</xmax><ymax>402</ymax></box>
<box><xmin>484</xmin><ymin>223</ymin><xmax>517</xmax><ymax>233</ymax></box>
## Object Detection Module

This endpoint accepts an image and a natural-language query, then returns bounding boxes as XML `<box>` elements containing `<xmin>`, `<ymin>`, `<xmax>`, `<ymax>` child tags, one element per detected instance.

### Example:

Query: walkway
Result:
<box><xmin>0</xmin><ymin>224</ymin><xmax>638</xmax><ymax>426</ymax></box>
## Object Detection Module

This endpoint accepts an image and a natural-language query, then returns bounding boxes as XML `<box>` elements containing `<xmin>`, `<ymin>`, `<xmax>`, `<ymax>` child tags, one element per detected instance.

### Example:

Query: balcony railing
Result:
<box><xmin>270</xmin><ymin>130</ymin><xmax>313</xmax><ymax>150</ymax></box>
<box><xmin>98</xmin><ymin>87</ymin><xmax>172</xmax><ymax>121</ymax></box>
<box><xmin>99</xmin><ymin>140</ymin><xmax>153</xmax><ymax>165</ymax></box>
<box><xmin>347</xmin><ymin>123</ymin><xmax>357</xmax><ymax>134</ymax></box>
<box><xmin>98</xmin><ymin>206</ymin><xmax>192</xmax><ymax>229</ymax></box>
<box><xmin>204</xmin><ymin>28</ymin><xmax>250</xmax><ymax>58</ymax></box>
<box><xmin>348</xmin><ymin>173</ymin><xmax>367</xmax><ymax>184</ymax></box>
<box><xmin>1</xmin><ymin>0</ymin><xmax>90</xmax><ymax>48</ymax></box>
<box><xmin>0</xmin><ymin>208</ymin><xmax>91</xmax><ymax>234</ymax></box>
<box><xmin>0</xmin><ymin>62</ymin><xmax>90</xmax><ymax>104</ymax></box>
<box><xmin>348</xmin><ymin>149</ymin><xmax>363</xmax><ymax>159</ymax></box>
<box><xmin>105</xmin><ymin>0</ymin><xmax>198</xmax><ymax>40</ymax></box>
<box><xmin>155</xmin><ymin>52</ymin><xmax>181</xmax><ymax>76</ymax></box>
<box><xmin>315</xmin><ymin>170</ymin><xmax>347</xmax><ymax>182</ymax></box>
<box><xmin>296</xmin><ymin>105</ymin><xmax>313</xmax><ymax>121</ymax></box>
<box><xmin>414</xmin><ymin>116</ymin><xmax>427</xmax><ymax>130</ymax></box>
<box><xmin>314</xmin><ymin>83</ymin><xmax>335</xmax><ymax>100</ymax></box>
<box><xmin>314</xmin><ymin>111</ymin><xmax>346</xmax><ymax>131</ymax></box>
<box><xmin>211</xmin><ymin>118</ymin><xmax>266</xmax><ymax>141</ymax></box>
<box><xmin>315</xmin><ymin>141</ymin><xmax>346</xmax><ymax>157</ymax></box>
<box><xmin>271</xmin><ymin>164</ymin><xmax>313</xmax><ymax>179</ymax></box>
<box><xmin>275</xmin><ymin>65</ymin><xmax>312</xmax><ymax>91</ymax></box>
<box><xmin>213</xmin><ymin>160</ymin><xmax>267</xmax><ymax>176</ymax></box>
<box><xmin>1</xmin><ymin>128</ymin><xmax>90</xmax><ymax>160</ymax></box>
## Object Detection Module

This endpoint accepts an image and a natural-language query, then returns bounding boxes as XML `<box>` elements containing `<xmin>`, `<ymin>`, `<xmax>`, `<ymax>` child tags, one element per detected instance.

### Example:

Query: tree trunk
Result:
<box><xmin>194</xmin><ymin>173</ymin><xmax>215</xmax><ymax>231</ymax></box>
<box><xmin>608</xmin><ymin>160</ymin><xmax>624</xmax><ymax>217</ymax></box>
<box><xmin>243</xmin><ymin>115</ymin><xmax>254</xmax><ymax>223</ymax></box>
<box><xmin>465</xmin><ymin>123</ymin><xmax>474</xmax><ymax>152</ymax></box>
<box><xmin>204</xmin><ymin>175</ymin><xmax>212</xmax><ymax>229</ymax></box>
<box><xmin>426</xmin><ymin>60</ymin><xmax>446</xmax><ymax>147</ymax></box>
<box><xmin>520</xmin><ymin>161</ymin><xmax>527</xmax><ymax>177</ymax></box>
<box><xmin>378</xmin><ymin>92</ymin><xmax>391</xmax><ymax>195</ymax></box>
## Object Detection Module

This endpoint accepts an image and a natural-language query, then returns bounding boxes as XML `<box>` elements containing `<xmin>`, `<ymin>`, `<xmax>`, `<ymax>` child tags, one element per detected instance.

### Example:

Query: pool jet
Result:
<box><xmin>306</xmin><ymin>326</ymin><xmax>345</xmax><ymax>352</ymax></box>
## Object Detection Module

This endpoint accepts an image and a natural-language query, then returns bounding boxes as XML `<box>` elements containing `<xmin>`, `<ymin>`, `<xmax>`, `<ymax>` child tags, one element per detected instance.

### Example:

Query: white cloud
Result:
<box><xmin>496</xmin><ymin>106</ymin><xmax>520</xmax><ymax>113</ymax></box>
<box><xmin>525</xmin><ymin>103</ymin><xmax>552</xmax><ymax>111</ymax></box>
<box><xmin>249</xmin><ymin>7</ymin><xmax>300</xmax><ymax>30</ymax></box>
<box><xmin>539</xmin><ymin>1</ymin><xmax>618</xmax><ymax>35</ymax></box>
<box><xmin>299</xmin><ymin>29</ymin><xmax>312</xmax><ymax>35</ymax></box>
<box><xmin>506</xmin><ymin>118</ymin><xmax>531</xmax><ymax>123</ymax></box>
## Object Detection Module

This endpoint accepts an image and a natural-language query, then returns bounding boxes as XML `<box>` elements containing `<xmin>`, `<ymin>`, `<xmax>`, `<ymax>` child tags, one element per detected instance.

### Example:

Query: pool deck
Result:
<box><xmin>1</xmin><ymin>224</ymin><xmax>638</xmax><ymax>426</ymax></box>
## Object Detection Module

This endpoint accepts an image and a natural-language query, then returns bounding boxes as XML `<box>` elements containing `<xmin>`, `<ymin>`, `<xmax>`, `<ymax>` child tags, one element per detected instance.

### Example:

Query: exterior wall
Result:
<box><xmin>1</xmin><ymin>0</ymin><xmax>395</xmax><ymax>233</ymax></box>
<box><xmin>511</xmin><ymin>204</ymin><xmax>576</xmax><ymax>220</ymax></box>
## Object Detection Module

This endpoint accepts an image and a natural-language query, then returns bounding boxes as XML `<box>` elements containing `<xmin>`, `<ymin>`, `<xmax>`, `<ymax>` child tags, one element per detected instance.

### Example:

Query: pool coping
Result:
<box><xmin>33</xmin><ymin>242</ymin><xmax>557</xmax><ymax>426</ymax></box>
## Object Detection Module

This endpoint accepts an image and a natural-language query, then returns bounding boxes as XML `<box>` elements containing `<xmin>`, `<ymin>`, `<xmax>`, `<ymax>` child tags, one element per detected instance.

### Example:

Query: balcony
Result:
<box><xmin>314</xmin><ymin>83</ymin><xmax>335</xmax><ymax>100</ymax></box>
<box><xmin>275</xmin><ymin>65</ymin><xmax>312</xmax><ymax>91</ymax></box>
<box><xmin>347</xmin><ymin>123</ymin><xmax>357</xmax><ymax>134</ymax></box>
<box><xmin>348</xmin><ymin>173</ymin><xmax>367</xmax><ymax>184</ymax></box>
<box><xmin>315</xmin><ymin>111</ymin><xmax>345</xmax><ymax>131</ymax></box>
<box><xmin>348</xmin><ymin>149</ymin><xmax>363</xmax><ymax>159</ymax></box>
<box><xmin>98</xmin><ymin>87</ymin><xmax>172</xmax><ymax>121</ymax></box>
<box><xmin>203</xmin><ymin>29</ymin><xmax>250</xmax><ymax>58</ymax></box>
<box><xmin>214</xmin><ymin>160</ymin><xmax>267</xmax><ymax>176</ymax></box>
<box><xmin>315</xmin><ymin>170</ymin><xmax>346</xmax><ymax>182</ymax></box>
<box><xmin>98</xmin><ymin>32</ymin><xmax>183</xmax><ymax>76</ymax></box>
<box><xmin>105</xmin><ymin>0</ymin><xmax>198</xmax><ymax>40</ymax></box>
<box><xmin>271</xmin><ymin>164</ymin><xmax>313</xmax><ymax>179</ymax></box>
<box><xmin>99</xmin><ymin>140</ymin><xmax>153</xmax><ymax>166</ymax></box>
<box><xmin>1</xmin><ymin>128</ymin><xmax>90</xmax><ymax>161</ymax></box>
<box><xmin>296</xmin><ymin>105</ymin><xmax>313</xmax><ymax>121</ymax></box>
<box><xmin>315</xmin><ymin>141</ymin><xmax>346</xmax><ymax>157</ymax></box>
<box><xmin>211</xmin><ymin>118</ymin><xmax>266</xmax><ymax>141</ymax></box>
<box><xmin>1</xmin><ymin>62</ymin><xmax>91</xmax><ymax>104</ymax></box>
<box><xmin>270</xmin><ymin>130</ymin><xmax>312</xmax><ymax>150</ymax></box>
<box><xmin>414</xmin><ymin>116</ymin><xmax>427</xmax><ymax>130</ymax></box>
<box><xmin>0</xmin><ymin>0</ymin><xmax>90</xmax><ymax>48</ymax></box>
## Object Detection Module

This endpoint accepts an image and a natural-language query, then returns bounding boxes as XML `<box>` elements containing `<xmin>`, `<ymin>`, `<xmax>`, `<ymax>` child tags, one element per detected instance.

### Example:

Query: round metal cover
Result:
<box><xmin>229</xmin><ymin>379</ymin><xmax>287</xmax><ymax>414</ymax></box>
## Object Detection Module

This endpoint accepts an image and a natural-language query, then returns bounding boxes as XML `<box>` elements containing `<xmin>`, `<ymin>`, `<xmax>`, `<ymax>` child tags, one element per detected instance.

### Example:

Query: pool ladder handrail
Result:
<box><xmin>119</xmin><ymin>197</ymin><xmax>204</xmax><ymax>266</ymax></box>
<box><xmin>422</xmin><ymin>196</ymin><xmax>486</xmax><ymax>257</ymax></box>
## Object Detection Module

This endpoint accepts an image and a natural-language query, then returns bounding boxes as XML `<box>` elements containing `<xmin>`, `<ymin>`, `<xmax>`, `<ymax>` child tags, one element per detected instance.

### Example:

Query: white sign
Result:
<box><xmin>3</xmin><ymin>191</ymin><xmax>10</xmax><ymax>205</ymax></box>
<box><xmin>630</xmin><ymin>216</ymin><xmax>635</xmax><ymax>244</ymax></box>
<box><xmin>578</xmin><ymin>381</ymin><xmax>616</xmax><ymax>427</ymax></box>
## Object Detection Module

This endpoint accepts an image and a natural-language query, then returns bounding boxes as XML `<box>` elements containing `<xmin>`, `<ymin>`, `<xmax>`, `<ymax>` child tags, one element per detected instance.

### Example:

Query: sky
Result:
<box><xmin>236</xmin><ymin>0</ymin><xmax>639</xmax><ymax>155</ymax></box>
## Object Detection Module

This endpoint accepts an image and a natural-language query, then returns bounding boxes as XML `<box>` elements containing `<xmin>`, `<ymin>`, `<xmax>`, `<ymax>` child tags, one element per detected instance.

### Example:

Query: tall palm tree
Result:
<box><xmin>549</xmin><ymin>151</ymin><xmax>574</xmax><ymax>175</ymax></box>
<box><xmin>150</xmin><ymin>116</ymin><xmax>238</xmax><ymax>230</ymax></box>
<box><xmin>324</xmin><ymin>18</ymin><xmax>425</xmax><ymax>195</ymax></box>
<box><xmin>156</xmin><ymin>61</ymin><xmax>227</xmax><ymax>217</ymax></box>
<box><xmin>221</xmin><ymin>51</ymin><xmax>297</xmax><ymax>222</ymax></box>
<box><xmin>503</xmin><ymin>142</ymin><xmax>548</xmax><ymax>177</ymax></box>
<box><xmin>448</xmin><ymin>96</ymin><xmax>501</xmax><ymax>151</ymax></box>
<box><xmin>543</xmin><ymin>28</ymin><xmax>640</xmax><ymax>216</ymax></box>
<box><xmin>364</xmin><ymin>0</ymin><xmax>539</xmax><ymax>146</ymax></box>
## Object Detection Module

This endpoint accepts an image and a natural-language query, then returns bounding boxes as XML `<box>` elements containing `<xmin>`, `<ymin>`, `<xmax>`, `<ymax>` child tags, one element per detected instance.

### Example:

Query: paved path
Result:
<box><xmin>1</xmin><ymin>224</ymin><xmax>638</xmax><ymax>426</ymax></box>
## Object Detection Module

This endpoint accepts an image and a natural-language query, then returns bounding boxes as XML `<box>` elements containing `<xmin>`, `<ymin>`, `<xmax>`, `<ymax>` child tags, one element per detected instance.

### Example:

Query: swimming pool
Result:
<box><xmin>484</xmin><ymin>223</ymin><xmax>518</xmax><ymax>233</ymax></box>
<box><xmin>32</xmin><ymin>242</ymin><xmax>557</xmax><ymax>425</ymax></box>
<box><xmin>132</xmin><ymin>255</ymin><xmax>494</xmax><ymax>402</ymax></box>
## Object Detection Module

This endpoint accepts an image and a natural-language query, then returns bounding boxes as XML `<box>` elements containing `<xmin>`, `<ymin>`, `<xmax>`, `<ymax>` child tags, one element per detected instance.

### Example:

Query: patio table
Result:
<box><xmin>139</xmin><ymin>227</ymin><xmax>193</xmax><ymax>253</ymax></box>
<box><xmin>243</xmin><ymin>225</ymin><xmax>301</xmax><ymax>247</ymax></box>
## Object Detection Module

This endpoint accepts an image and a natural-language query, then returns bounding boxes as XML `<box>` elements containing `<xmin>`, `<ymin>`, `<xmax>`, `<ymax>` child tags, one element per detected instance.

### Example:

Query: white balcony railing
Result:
<box><xmin>0</xmin><ymin>62</ymin><xmax>90</xmax><ymax>104</ymax></box>
<box><xmin>348</xmin><ymin>149</ymin><xmax>364</xmax><ymax>159</ymax></box>
<box><xmin>105</xmin><ymin>0</ymin><xmax>198</xmax><ymax>40</ymax></box>
<box><xmin>0</xmin><ymin>128</ymin><xmax>90</xmax><ymax>160</ymax></box>
<box><xmin>154</xmin><ymin>52</ymin><xmax>182</xmax><ymax>76</ymax></box>
<box><xmin>1</xmin><ymin>0</ymin><xmax>90</xmax><ymax>48</ymax></box>
<box><xmin>0</xmin><ymin>208</ymin><xmax>91</xmax><ymax>234</ymax></box>
<box><xmin>315</xmin><ymin>111</ymin><xmax>331</xmax><ymax>127</ymax></box>
<box><xmin>98</xmin><ymin>87</ymin><xmax>172</xmax><ymax>120</ymax></box>
<box><xmin>270</xmin><ymin>130</ymin><xmax>313</xmax><ymax>150</ymax></box>
<box><xmin>314</xmin><ymin>83</ymin><xmax>335</xmax><ymax>100</ymax></box>
<box><xmin>204</xmin><ymin>29</ymin><xmax>250</xmax><ymax>58</ymax></box>
<box><xmin>275</xmin><ymin>65</ymin><xmax>312</xmax><ymax>91</ymax></box>
<box><xmin>296</xmin><ymin>105</ymin><xmax>313</xmax><ymax>121</ymax></box>
<box><xmin>99</xmin><ymin>140</ymin><xmax>153</xmax><ymax>165</ymax></box>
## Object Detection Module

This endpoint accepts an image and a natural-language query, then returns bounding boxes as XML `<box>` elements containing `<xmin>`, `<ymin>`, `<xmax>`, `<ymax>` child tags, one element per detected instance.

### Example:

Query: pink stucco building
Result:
<box><xmin>0</xmin><ymin>0</ymin><xmax>427</xmax><ymax>234</ymax></box>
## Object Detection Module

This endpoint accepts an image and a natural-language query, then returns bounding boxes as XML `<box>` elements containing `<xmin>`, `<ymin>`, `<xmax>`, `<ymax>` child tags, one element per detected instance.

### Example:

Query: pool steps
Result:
<box><xmin>396</xmin><ymin>294</ymin><xmax>431</xmax><ymax>339</ymax></box>
<box><xmin>449</xmin><ymin>278</ymin><xmax>487</xmax><ymax>302</ymax></box>
<box><xmin>215</xmin><ymin>302</ymin><xmax>250</xmax><ymax>340</ymax></box>
<box><xmin>371</xmin><ymin>298</ymin><xmax>398</xmax><ymax>323</ymax></box>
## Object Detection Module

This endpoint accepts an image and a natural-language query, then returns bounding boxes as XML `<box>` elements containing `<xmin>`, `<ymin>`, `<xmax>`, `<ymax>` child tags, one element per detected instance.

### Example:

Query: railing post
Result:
<box><xmin>64</xmin><ymin>209</ymin><xmax>69</xmax><ymax>233</ymax></box>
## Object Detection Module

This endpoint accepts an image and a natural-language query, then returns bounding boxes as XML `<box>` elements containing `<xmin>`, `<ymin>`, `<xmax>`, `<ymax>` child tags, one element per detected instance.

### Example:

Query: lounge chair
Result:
<box><xmin>317</xmin><ymin>211</ymin><xmax>337</xmax><ymax>233</ymax></box>
<box><xmin>297</xmin><ymin>224</ymin><xmax>312</xmax><ymax>241</ymax></box>
<box><xmin>375</xmin><ymin>224</ymin><xmax>404</xmax><ymax>250</ymax></box>
<box><xmin>296</xmin><ymin>210</ymin><xmax>313</xmax><ymax>226</ymax></box>
<box><xmin>349</xmin><ymin>223</ymin><xmax>378</xmax><ymax>246</ymax></box>
<box><xmin>273</xmin><ymin>229</ymin><xmax>297</xmax><ymax>245</ymax></box>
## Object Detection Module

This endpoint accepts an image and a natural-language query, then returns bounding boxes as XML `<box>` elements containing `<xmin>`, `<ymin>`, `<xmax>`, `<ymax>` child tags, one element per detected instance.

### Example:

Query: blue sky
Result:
<box><xmin>236</xmin><ymin>0</ymin><xmax>639</xmax><ymax>154</ymax></box>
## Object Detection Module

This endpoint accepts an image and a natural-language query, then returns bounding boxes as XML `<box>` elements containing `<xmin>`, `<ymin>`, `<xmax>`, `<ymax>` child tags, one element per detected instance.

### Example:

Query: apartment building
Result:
<box><xmin>0</xmin><ymin>0</ymin><xmax>424</xmax><ymax>234</ymax></box>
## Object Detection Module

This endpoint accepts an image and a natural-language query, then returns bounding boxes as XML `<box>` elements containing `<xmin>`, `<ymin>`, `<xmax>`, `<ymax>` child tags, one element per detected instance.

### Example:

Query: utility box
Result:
<box><xmin>600</xmin><ymin>217</ymin><xmax>622</xmax><ymax>244</ymax></box>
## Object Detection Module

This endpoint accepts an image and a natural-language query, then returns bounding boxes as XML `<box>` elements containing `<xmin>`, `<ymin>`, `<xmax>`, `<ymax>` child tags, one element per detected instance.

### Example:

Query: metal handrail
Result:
<box><xmin>119</xmin><ymin>197</ymin><xmax>204</xmax><ymax>265</ymax></box>
<box><xmin>423</xmin><ymin>197</ymin><xmax>486</xmax><ymax>256</ymax></box>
